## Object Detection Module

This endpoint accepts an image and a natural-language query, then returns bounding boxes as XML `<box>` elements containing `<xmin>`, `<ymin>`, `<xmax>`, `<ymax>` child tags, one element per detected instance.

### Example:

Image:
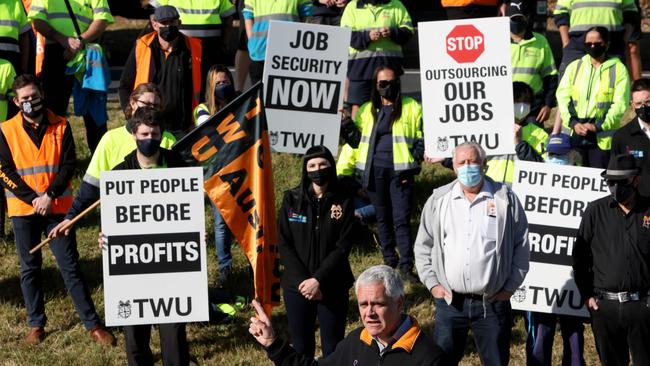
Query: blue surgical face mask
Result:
<box><xmin>546</xmin><ymin>155</ymin><xmax>569</xmax><ymax>165</ymax></box>
<box><xmin>457</xmin><ymin>164</ymin><xmax>482</xmax><ymax>187</ymax></box>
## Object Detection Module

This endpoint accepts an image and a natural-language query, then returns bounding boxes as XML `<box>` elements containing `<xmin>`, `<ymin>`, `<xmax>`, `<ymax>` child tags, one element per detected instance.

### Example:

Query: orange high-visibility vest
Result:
<box><xmin>134</xmin><ymin>31</ymin><xmax>202</xmax><ymax>110</ymax></box>
<box><xmin>1</xmin><ymin>110</ymin><xmax>73</xmax><ymax>217</ymax></box>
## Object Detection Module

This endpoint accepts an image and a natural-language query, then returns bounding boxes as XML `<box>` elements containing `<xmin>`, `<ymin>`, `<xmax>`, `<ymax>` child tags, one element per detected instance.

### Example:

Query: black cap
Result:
<box><xmin>601</xmin><ymin>154</ymin><xmax>640</xmax><ymax>180</ymax></box>
<box><xmin>153</xmin><ymin>5</ymin><xmax>180</xmax><ymax>22</ymax></box>
<box><xmin>507</xmin><ymin>1</ymin><xmax>532</xmax><ymax>17</ymax></box>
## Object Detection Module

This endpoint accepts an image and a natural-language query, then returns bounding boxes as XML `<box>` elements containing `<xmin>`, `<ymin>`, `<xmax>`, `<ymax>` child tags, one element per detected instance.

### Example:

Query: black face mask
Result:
<box><xmin>136</xmin><ymin>138</ymin><xmax>161</xmax><ymax>157</ymax></box>
<box><xmin>635</xmin><ymin>105</ymin><xmax>650</xmax><ymax>122</ymax></box>
<box><xmin>608</xmin><ymin>181</ymin><xmax>636</xmax><ymax>203</ymax></box>
<box><xmin>307</xmin><ymin>167</ymin><xmax>331</xmax><ymax>186</ymax></box>
<box><xmin>214</xmin><ymin>83</ymin><xmax>235</xmax><ymax>103</ymax></box>
<box><xmin>377</xmin><ymin>81</ymin><xmax>399</xmax><ymax>100</ymax></box>
<box><xmin>159</xmin><ymin>26</ymin><xmax>180</xmax><ymax>42</ymax></box>
<box><xmin>585</xmin><ymin>44</ymin><xmax>607</xmax><ymax>59</ymax></box>
<box><xmin>20</xmin><ymin>98</ymin><xmax>44</xmax><ymax>119</ymax></box>
<box><xmin>510</xmin><ymin>18</ymin><xmax>527</xmax><ymax>35</ymax></box>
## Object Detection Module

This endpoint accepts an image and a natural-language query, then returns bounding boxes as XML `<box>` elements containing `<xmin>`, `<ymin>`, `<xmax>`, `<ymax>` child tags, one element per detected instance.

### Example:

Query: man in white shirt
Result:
<box><xmin>414</xmin><ymin>141</ymin><xmax>530</xmax><ymax>366</ymax></box>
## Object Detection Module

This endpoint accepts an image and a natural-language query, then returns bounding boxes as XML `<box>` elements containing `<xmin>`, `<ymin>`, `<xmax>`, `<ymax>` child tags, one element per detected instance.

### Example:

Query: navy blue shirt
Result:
<box><xmin>373</xmin><ymin>105</ymin><xmax>394</xmax><ymax>168</ymax></box>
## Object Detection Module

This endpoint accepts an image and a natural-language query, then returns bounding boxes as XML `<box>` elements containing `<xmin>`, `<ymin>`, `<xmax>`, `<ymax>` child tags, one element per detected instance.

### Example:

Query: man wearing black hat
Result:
<box><xmin>119</xmin><ymin>5</ymin><xmax>202</xmax><ymax>138</ymax></box>
<box><xmin>573</xmin><ymin>153</ymin><xmax>650</xmax><ymax>366</ymax></box>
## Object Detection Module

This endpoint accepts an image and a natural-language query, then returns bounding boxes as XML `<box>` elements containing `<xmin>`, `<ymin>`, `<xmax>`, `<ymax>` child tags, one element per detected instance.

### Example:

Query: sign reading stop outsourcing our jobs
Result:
<box><xmin>263</xmin><ymin>21</ymin><xmax>350</xmax><ymax>155</ymax></box>
<box><xmin>510</xmin><ymin>161</ymin><xmax>609</xmax><ymax>317</ymax></box>
<box><xmin>100</xmin><ymin>167</ymin><xmax>208</xmax><ymax>326</ymax></box>
<box><xmin>418</xmin><ymin>17</ymin><xmax>515</xmax><ymax>158</ymax></box>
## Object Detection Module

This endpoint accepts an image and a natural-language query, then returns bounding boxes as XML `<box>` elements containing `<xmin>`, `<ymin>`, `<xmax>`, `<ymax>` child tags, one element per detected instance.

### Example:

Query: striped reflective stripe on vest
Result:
<box><xmin>359</xmin><ymin>135</ymin><xmax>415</xmax><ymax>145</ymax></box>
<box><xmin>0</xmin><ymin>43</ymin><xmax>19</xmax><ymax>52</ymax></box>
<box><xmin>355</xmin><ymin>159</ymin><xmax>417</xmax><ymax>172</ymax></box>
<box><xmin>571</xmin><ymin>1</ymin><xmax>621</xmax><ymax>9</ymax></box>
<box><xmin>570</xmin><ymin>24</ymin><xmax>624</xmax><ymax>32</ymax></box>
<box><xmin>349</xmin><ymin>49</ymin><xmax>403</xmax><ymax>60</ymax></box>
<box><xmin>254</xmin><ymin>14</ymin><xmax>299</xmax><ymax>22</ymax></box>
<box><xmin>48</xmin><ymin>12</ymin><xmax>92</xmax><ymax>25</ymax></box>
<box><xmin>15</xmin><ymin>164</ymin><xmax>60</xmax><ymax>177</ymax></box>
<box><xmin>83</xmin><ymin>173</ymin><xmax>100</xmax><ymax>187</ymax></box>
<box><xmin>512</xmin><ymin>67</ymin><xmax>537</xmax><ymax>75</ymax></box>
<box><xmin>609</xmin><ymin>66</ymin><xmax>616</xmax><ymax>88</ymax></box>
<box><xmin>0</xmin><ymin>20</ymin><xmax>19</xmax><ymax>27</ymax></box>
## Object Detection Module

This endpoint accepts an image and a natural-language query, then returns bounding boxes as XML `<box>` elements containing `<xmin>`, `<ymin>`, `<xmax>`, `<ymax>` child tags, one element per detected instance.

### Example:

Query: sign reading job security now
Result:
<box><xmin>511</xmin><ymin>161</ymin><xmax>608</xmax><ymax>317</ymax></box>
<box><xmin>263</xmin><ymin>21</ymin><xmax>350</xmax><ymax>155</ymax></box>
<box><xmin>100</xmin><ymin>167</ymin><xmax>208</xmax><ymax>326</ymax></box>
<box><xmin>418</xmin><ymin>17</ymin><xmax>514</xmax><ymax>158</ymax></box>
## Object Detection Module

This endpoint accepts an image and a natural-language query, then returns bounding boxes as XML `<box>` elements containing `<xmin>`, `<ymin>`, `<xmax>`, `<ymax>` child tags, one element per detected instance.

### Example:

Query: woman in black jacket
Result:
<box><xmin>278</xmin><ymin>145</ymin><xmax>356</xmax><ymax>359</ymax></box>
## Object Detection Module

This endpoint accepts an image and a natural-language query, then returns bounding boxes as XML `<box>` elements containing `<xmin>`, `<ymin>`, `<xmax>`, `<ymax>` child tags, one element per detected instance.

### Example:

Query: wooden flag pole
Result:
<box><xmin>29</xmin><ymin>200</ymin><xmax>101</xmax><ymax>255</ymax></box>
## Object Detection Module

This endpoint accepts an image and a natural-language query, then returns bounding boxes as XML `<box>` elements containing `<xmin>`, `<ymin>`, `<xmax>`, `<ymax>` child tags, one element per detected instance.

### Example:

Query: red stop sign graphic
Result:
<box><xmin>446</xmin><ymin>25</ymin><xmax>484</xmax><ymax>63</ymax></box>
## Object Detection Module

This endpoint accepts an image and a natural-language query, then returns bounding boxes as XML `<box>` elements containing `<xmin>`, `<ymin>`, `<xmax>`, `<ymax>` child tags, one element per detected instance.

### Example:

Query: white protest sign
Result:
<box><xmin>100</xmin><ymin>167</ymin><xmax>208</xmax><ymax>326</ymax></box>
<box><xmin>418</xmin><ymin>17</ymin><xmax>514</xmax><ymax>158</ymax></box>
<box><xmin>511</xmin><ymin>161</ymin><xmax>609</xmax><ymax>316</ymax></box>
<box><xmin>263</xmin><ymin>21</ymin><xmax>350</xmax><ymax>155</ymax></box>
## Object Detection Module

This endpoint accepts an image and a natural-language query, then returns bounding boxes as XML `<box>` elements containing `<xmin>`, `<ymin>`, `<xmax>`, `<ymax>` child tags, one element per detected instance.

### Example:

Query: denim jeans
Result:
<box><xmin>12</xmin><ymin>214</ymin><xmax>100</xmax><ymax>329</ymax></box>
<box><xmin>210</xmin><ymin>201</ymin><xmax>232</xmax><ymax>273</ymax></box>
<box><xmin>434</xmin><ymin>297</ymin><xmax>512</xmax><ymax>366</ymax></box>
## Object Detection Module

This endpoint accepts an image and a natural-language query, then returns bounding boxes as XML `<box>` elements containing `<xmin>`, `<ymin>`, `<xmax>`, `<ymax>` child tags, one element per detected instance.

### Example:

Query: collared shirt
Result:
<box><xmin>639</xmin><ymin>119</ymin><xmax>650</xmax><ymax>141</ymax></box>
<box><xmin>573</xmin><ymin>195</ymin><xmax>650</xmax><ymax>298</ymax></box>
<box><xmin>373</xmin><ymin>314</ymin><xmax>410</xmax><ymax>354</ymax></box>
<box><xmin>443</xmin><ymin>179</ymin><xmax>498</xmax><ymax>294</ymax></box>
<box><xmin>611</xmin><ymin>117</ymin><xmax>650</xmax><ymax>197</ymax></box>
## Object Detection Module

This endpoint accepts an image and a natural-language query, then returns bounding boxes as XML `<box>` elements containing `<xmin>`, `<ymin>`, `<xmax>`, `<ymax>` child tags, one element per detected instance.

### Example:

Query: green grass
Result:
<box><xmin>0</xmin><ymin>102</ymin><xmax>603</xmax><ymax>365</ymax></box>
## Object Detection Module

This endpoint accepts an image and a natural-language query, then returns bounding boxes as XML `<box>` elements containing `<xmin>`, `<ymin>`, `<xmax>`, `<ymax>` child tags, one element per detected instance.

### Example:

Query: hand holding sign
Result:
<box><xmin>249</xmin><ymin>299</ymin><xmax>276</xmax><ymax>347</ymax></box>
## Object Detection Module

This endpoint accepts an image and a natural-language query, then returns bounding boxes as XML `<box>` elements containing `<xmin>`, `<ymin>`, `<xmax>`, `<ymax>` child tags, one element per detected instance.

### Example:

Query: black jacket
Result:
<box><xmin>278</xmin><ymin>184</ymin><xmax>355</xmax><ymax>296</ymax></box>
<box><xmin>266</xmin><ymin>318</ymin><xmax>448</xmax><ymax>366</ymax></box>
<box><xmin>611</xmin><ymin>118</ymin><xmax>650</xmax><ymax>197</ymax></box>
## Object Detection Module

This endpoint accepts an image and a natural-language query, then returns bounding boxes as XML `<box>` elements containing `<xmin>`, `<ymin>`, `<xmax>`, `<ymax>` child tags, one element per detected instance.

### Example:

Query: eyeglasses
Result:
<box><xmin>136</xmin><ymin>99</ymin><xmax>158</xmax><ymax>108</ymax></box>
<box><xmin>377</xmin><ymin>80</ymin><xmax>396</xmax><ymax>88</ymax></box>
<box><xmin>631</xmin><ymin>99</ymin><xmax>650</xmax><ymax>108</ymax></box>
<box><xmin>584</xmin><ymin>42</ymin><xmax>605</xmax><ymax>48</ymax></box>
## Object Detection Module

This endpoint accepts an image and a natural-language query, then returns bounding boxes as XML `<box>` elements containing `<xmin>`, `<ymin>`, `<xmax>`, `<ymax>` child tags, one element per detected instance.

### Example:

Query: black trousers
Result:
<box><xmin>124</xmin><ymin>323</ymin><xmax>189</xmax><ymax>366</ymax></box>
<box><xmin>283</xmin><ymin>287</ymin><xmax>348</xmax><ymax>359</ymax></box>
<box><xmin>366</xmin><ymin>165</ymin><xmax>414</xmax><ymax>271</ymax></box>
<box><xmin>590</xmin><ymin>298</ymin><xmax>650</xmax><ymax>366</ymax></box>
<box><xmin>249</xmin><ymin>61</ymin><xmax>264</xmax><ymax>85</ymax></box>
<box><xmin>40</xmin><ymin>43</ymin><xmax>106</xmax><ymax>152</ymax></box>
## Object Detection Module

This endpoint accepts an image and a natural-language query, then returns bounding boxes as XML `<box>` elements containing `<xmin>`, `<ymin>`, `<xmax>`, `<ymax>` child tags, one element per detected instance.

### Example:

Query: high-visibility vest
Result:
<box><xmin>0</xmin><ymin>0</ymin><xmax>29</xmax><ymax>55</ymax></box>
<box><xmin>27</xmin><ymin>0</ymin><xmax>113</xmax><ymax>38</ymax></box>
<box><xmin>152</xmin><ymin>0</ymin><xmax>236</xmax><ymax>38</ymax></box>
<box><xmin>554</xmin><ymin>0</ymin><xmax>637</xmax><ymax>34</ymax></box>
<box><xmin>242</xmin><ymin>0</ymin><xmax>312</xmax><ymax>61</ymax></box>
<box><xmin>510</xmin><ymin>32</ymin><xmax>558</xmax><ymax>97</ymax></box>
<box><xmin>0</xmin><ymin>60</ymin><xmax>16</xmax><ymax>121</ymax></box>
<box><xmin>556</xmin><ymin>54</ymin><xmax>630</xmax><ymax>151</ymax></box>
<box><xmin>486</xmin><ymin>123</ymin><xmax>549</xmax><ymax>184</ymax></box>
<box><xmin>83</xmin><ymin>126</ymin><xmax>176</xmax><ymax>187</ymax></box>
<box><xmin>134</xmin><ymin>31</ymin><xmax>203</xmax><ymax>111</ymax></box>
<box><xmin>441</xmin><ymin>0</ymin><xmax>498</xmax><ymax>7</ymax></box>
<box><xmin>353</xmin><ymin>96</ymin><xmax>422</xmax><ymax>186</ymax></box>
<box><xmin>336</xmin><ymin>143</ymin><xmax>358</xmax><ymax>177</ymax></box>
<box><xmin>340</xmin><ymin>1</ymin><xmax>413</xmax><ymax>63</ymax></box>
<box><xmin>1</xmin><ymin>110</ymin><xmax>73</xmax><ymax>217</ymax></box>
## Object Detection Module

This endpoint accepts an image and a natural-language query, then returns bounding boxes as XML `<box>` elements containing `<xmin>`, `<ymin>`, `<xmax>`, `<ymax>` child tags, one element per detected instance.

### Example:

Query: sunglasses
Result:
<box><xmin>377</xmin><ymin>80</ymin><xmax>397</xmax><ymax>88</ymax></box>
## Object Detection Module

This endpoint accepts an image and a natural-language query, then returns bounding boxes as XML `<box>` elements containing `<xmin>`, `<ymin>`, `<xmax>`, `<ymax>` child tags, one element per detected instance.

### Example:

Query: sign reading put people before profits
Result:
<box><xmin>418</xmin><ymin>17</ymin><xmax>515</xmax><ymax>158</ymax></box>
<box><xmin>511</xmin><ymin>161</ymin><xmax>609</xmax><ymax>317</ymax></box>
<box><xmin>263</xmin><ymin>21</ymin><xmax>350</xmax><ymax>155</ymax></box>
<box><xmin>100</xmin><ymin>167</ymin><xmax>208</xmax><ymax>326</ymax></box>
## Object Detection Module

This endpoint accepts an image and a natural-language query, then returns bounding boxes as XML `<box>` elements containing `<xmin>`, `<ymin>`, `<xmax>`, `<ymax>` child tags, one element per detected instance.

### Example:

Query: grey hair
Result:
<box><xmin>452</xmin><ymin>141</ymin><xmax>487</xmax><ymax>165</ymax></box>
<box><xmin>355</xmin><ymin>265</ymin><xmax>404</xmax><ymax>300</ymax></box>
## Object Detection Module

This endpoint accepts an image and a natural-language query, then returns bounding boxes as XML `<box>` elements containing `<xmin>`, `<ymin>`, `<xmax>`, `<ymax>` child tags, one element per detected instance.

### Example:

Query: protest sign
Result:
<box><xmin>511</xmin><ymin>161</ymin><xmax>609</xmax><ymax>316</ymax></box>
<box><xmin>263</xmin><ymin>21</ymin><xmax>350</xmax><ymax>155</ymax></box>
<box><xmin>100</xmin><ymin>167</ymin><xmax>208</xmax><ymax>326</ymax></box>
<box><xmin>418</xmin><ymin>17</ymin><xmax>514</xmax><ymax>157</ymax></box>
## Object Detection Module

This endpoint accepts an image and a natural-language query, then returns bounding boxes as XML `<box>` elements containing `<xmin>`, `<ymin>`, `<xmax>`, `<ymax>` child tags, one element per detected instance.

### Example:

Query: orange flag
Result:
<box><xmin>174</xmin><ymin>82</ymin><xmax>280</xmax><ymax>315</ymax></box>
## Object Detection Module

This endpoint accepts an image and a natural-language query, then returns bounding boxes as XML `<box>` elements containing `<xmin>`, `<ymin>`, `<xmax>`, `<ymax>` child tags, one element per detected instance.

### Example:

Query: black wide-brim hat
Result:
<box><xmin>601</xmin><ymin>154</ymin><xmax>640</xmax><ymax>180</ymax></box>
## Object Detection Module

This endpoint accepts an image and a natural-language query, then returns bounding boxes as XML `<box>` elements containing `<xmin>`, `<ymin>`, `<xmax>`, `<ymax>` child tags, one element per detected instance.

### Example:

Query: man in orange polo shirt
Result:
<box><xmin>0</xmin><ymin>74</ymin><xmax>113</xmax><ymax>346</ymax></box>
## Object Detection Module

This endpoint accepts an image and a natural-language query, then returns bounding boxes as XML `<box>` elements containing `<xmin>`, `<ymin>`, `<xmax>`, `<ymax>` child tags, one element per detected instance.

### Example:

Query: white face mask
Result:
<box><xmin>513</xmin><ymin>102</ymin><xmax>531</xmax><ymax>121</ymax></box>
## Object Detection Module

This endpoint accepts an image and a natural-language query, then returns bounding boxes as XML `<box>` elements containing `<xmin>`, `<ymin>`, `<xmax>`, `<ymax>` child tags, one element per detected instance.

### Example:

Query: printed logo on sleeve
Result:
<box><xmin>288</xmin><ymin>208</ymin><xmax>307</xmax><ymax>223</ymax></box>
